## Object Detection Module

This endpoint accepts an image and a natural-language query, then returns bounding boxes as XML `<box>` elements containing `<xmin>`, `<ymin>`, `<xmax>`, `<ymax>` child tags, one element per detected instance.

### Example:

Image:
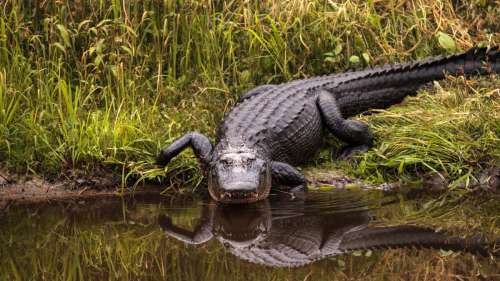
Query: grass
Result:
<box><xmin>0</xmin><ymin>0</ymin><xmax>498</xmax><ymax>192</ymax></box>
<box><xmin>337</xmin><ymin>75</ymin><xmax>500</xmax><ymax>187</ymax></box>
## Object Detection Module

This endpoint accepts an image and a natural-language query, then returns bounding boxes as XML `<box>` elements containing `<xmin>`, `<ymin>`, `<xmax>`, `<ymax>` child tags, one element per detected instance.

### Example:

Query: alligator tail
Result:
<box><xmin>339</xmin><ymin>225</ymin><xmax>496</xmax><ymax>256</ymax></box>
<box><xmin>335</xmin><ymin>46</ymin><xmax>499</xmax><ymax>117</ymax></box>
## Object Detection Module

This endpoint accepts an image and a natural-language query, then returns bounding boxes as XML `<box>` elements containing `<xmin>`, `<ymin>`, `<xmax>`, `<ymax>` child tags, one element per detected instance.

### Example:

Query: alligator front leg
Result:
<box><xmin>316</xmin><ymin>90</ymin><xmax>374</xmax><ymax>159</ymax></box>
<box><xmin>156</xmin><ymin>132</ymin><xmax>213</xmax><ymax>166</ymax></box>
<box><xmin>271</xmin><ymin>161</ymin><xmax>307</xmax><ymax>187</ymax></box>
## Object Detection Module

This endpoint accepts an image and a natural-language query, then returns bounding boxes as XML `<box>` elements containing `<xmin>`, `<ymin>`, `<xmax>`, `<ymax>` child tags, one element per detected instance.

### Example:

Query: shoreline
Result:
<box><xmin>1</xmin><ymin>166</ymin><xmax>497</xmax><ymax>206</ymax></box>
<box><xmin>0</xmin><ymin>169</ymin><xmax>164</xmax><ymax>205</ymax></box>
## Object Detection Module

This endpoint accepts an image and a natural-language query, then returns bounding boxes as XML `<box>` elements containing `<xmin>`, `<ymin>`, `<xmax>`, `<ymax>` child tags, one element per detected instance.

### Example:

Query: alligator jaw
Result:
<box><xmin>208</xmin><ymin>179</ymin><xmax>270</xmax><ymax>204</ymax></box>
<box><xmin>219</xmin><ymin>191</ymin><xmax>261</xmax><ymax>204</ymax></box>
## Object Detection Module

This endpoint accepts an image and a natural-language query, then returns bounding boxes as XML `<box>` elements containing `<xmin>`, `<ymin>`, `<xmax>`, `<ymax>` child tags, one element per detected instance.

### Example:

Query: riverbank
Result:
<box><xmin>0</xmin><ymin>167</ymin><xmax>166</xmax><ymax>205</ymax></box>
<box><xmin>1</xmin><ymin>161</ymin><xmax>498</xmax><ymax>205</ymax></box>
<box><xmin>0</xmin><ymin>1</ymin><xmax>498</xmax><ymax>197</ymax></box>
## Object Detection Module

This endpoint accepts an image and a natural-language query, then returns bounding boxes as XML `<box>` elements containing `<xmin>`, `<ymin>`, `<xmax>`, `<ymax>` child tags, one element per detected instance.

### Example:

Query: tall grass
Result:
<box><xmin>0</xmin><ymin>0</ymin><xmax>498</xmax><ymax>190</ymax></box>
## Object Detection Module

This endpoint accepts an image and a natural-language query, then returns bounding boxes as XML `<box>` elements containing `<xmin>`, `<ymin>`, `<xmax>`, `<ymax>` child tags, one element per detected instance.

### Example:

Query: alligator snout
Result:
<box><xmin>210</xmin><ymin>181</ymin><xmax>262</xmax><ymax>204</ymax></box>
<box><xmin>208</xmin><ymin>167</ymin><xmax>271</xmax><ymax>204</ymax></box>
<box><xmin>220</xmin><ymin>191</ymin><xmax>260</xmax><ymax>203</ymax></box>
<box><xmin>219</xmin><ymin>183</ymin><xmax>261</xmax><ymax>203</ymax></box>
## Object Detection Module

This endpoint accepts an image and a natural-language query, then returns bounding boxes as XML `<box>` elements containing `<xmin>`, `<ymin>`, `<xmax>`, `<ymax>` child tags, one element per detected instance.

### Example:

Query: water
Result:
<box><xmin>0</xmin><ymin>189</ymin><xmax>498</xmax><ymax>280</ymax></box>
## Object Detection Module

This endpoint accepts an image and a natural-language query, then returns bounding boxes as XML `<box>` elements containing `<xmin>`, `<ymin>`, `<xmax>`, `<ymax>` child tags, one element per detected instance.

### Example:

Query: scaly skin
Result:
<box><xmin>157</xmin><ymin>47</ymin><xmax>499</xmax><ymax>203</ymax></box>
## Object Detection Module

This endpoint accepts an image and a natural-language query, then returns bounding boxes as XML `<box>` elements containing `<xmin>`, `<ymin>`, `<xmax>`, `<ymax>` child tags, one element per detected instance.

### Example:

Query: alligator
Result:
<box><xmin>158</xmin><ymin>193</ymin><xmax>496</xmax><ymax>267</ymax></box>
<box><xmin>157</xmin><ymin>46</ymin><xmax>499</xmax><ymax>203</ymax></box>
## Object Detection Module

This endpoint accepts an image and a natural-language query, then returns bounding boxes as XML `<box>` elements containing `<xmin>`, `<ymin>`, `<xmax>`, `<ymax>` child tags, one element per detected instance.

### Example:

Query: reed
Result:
<box><xmin>0</xmin><ymin>0</ymin><xmax>498</xmax><ymax>191</ymax></box>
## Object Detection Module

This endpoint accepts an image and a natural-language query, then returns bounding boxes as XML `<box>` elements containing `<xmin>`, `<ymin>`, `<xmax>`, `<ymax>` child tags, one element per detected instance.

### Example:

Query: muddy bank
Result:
<box><xmin>1</xmin><ymin>165</ymin><xmax>498</xmax><ymax>205</ymax></box>
<box><xmin>0</xmin><ymin>169</ymin><xmax>386</xmax><ymax>205</ymax></box>
<box><xmin>0</xmin><ymin>166</ymin><xmax>395</xmax><ymax>204</ymax></box>
<box><xmin>0</xmin><ymin>168</ymin><xmax>163</xmax><ymax>206</ymax></box>
<box><xmin>303</xmin><ymin>166</ymin><xmax>500</xmax><ymax>192</ymax></box>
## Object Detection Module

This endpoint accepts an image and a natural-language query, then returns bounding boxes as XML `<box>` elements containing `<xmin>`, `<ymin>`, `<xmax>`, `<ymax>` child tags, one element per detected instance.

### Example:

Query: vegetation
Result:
<box><xmin>0</xmin><ymin>0</ymin><xmax>498</xmax><ymax>192</ymax></box>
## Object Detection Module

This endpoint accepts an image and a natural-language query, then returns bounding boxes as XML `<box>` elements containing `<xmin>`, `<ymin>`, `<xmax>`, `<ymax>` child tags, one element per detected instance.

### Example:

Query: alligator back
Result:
<box><xmin>216</xmin><ymin>81</ymin><xmax>324</xmax><ymax>165</ymax></box>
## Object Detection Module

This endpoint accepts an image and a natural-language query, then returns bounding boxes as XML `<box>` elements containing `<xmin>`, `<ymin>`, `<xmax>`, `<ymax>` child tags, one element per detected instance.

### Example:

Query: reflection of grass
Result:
<box><xmin>0</xmin><ymin>1</ymin><xmax>498</xmax><ymax>192</ymax></box>
<box><xmin>0</xmin><ymin>196</ymin><xmax>497</xmax><ymax>280</ymax></box>
<box><xmin>375</xmin><ymin>195</ymin><xmax>500</xmax><ymax>238</ymax></box>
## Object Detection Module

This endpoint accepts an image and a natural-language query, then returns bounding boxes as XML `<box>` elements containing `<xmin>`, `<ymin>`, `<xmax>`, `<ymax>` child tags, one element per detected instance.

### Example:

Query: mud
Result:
<box><xmin>0</xmin><ymin>168</ymin><xmax>162</xmax><ymax>206</ymax></box>
<box><xmin>1</xmin><ymin>165</ymin><xmax>497</xmax><ymax>206</ymax></box>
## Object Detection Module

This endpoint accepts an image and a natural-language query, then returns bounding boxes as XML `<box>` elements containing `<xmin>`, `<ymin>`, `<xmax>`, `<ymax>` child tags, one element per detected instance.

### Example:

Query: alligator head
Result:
<box><xmin>208</xmin><ymin>146</ymin><xmax>271</xmax><ymax>204</ymax></box>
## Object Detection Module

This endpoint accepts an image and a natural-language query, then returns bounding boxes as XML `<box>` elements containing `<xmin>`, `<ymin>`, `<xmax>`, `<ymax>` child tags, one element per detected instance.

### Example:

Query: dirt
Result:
<box><xmin>0</xmin><ymin>167</ymin><xmax>393</xmax><ymax>207</ymax></box>
<box><xmin>303</xmin><ymin>166</ymin><xmax>500</xmax><ymax>193</ymax></box>
<box><xmin>0</xmin><ymin>168</ymin><xmax>163</xmax><ymax>207</ymax></box>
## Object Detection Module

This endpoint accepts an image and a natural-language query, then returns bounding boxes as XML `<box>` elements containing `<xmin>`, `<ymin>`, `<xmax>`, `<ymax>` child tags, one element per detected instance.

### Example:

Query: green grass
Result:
<box><xmin>355</xmin><ymin>77</ymin><xmax>499</xmax><ymax>183</ymax></box>
<box><xmin>0</xmin><ymin>0</ymin><xmax>498</xmax><ymax>192</ymax></box>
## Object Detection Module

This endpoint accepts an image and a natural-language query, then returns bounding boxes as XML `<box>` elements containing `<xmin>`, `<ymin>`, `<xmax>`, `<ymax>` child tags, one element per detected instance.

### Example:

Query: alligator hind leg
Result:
<box><xmin>156</xmin><ymin>132</ymin><xmax>213</xmax><ymax>166</ymax></box>
<box><xmin>316</xmin><ymin>90</ymin><xmax>374</xmax><ymax>159</ymax></box>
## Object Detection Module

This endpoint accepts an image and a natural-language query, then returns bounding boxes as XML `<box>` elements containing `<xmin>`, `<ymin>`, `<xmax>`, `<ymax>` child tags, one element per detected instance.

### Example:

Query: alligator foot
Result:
<box><xmin>338</xmin><ymin>144</ymin><xmax>371</xmax><ymax>160</ymax></box>
<box><xmin>289</xmin><ymin>184</ymin><xmax>307</xmax><ymax>193</ymax></box>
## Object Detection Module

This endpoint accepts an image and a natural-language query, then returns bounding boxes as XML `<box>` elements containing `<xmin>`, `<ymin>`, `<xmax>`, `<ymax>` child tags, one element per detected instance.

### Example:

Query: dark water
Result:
<box><xmin>0</xmin><ymin>189</ymin><xmax>498</xmax><ymax>280</ymax></box>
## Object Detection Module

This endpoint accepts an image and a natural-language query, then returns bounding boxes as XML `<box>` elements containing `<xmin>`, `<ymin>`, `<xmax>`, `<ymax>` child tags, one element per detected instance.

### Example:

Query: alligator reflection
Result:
<box><xmin>159</xmin><ymin>192</ymin><xmax>492</xmax><ymax>267</ymax></box>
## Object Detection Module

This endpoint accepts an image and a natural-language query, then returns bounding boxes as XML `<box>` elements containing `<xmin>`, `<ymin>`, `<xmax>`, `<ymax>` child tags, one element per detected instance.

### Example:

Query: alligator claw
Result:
<box><xmin>156</xmin><ymin>152</ymin><xmax>172</xmax><ymax>167</ymax></box>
